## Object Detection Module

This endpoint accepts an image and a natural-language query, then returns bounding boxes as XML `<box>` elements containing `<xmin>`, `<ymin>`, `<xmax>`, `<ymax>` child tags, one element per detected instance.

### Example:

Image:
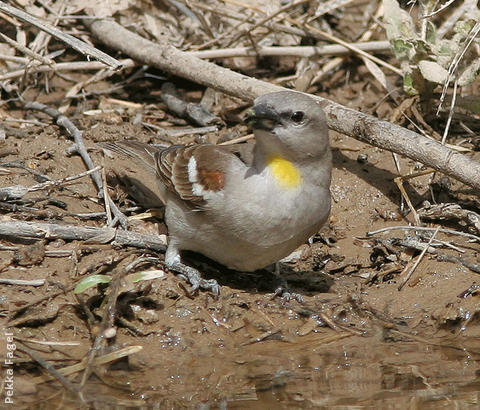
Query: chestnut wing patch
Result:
<box><xmin>198</xmin><ymin>168</ymin><xmax>225</xmax><ymax>191</ymax></box>
<box><xmin>155</xmin><ymin>145</ymin><xmax>229</xmax><ymax>208</ymax></box>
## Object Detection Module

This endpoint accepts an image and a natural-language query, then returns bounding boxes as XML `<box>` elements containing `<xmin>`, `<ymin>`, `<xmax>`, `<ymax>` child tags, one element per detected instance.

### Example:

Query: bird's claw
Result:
<box><xmin>169</xmin><ymin>263</ymin><xmax>220</xmax><ymax>296</ymax></box>
<box><xmin>273</xmin><ymin>286</ymin><xmax>304</xmax><ymax>304</ymax></box>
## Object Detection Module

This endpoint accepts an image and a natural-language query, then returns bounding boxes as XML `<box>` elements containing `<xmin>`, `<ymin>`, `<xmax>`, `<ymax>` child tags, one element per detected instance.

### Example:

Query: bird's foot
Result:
<box><xmin>271</xmin><ymin>264</ymin><xmax>304</xmax><ymax>303</ymax></box>
<box><xmin>168</xmin><ymin>261</ymin><xmax>220</xmax><ymax>296</ymax></box>
<box><xmin>273</xmin><ymin>286</ymin><xmax>304</xmax><ymax>304</ymax></box>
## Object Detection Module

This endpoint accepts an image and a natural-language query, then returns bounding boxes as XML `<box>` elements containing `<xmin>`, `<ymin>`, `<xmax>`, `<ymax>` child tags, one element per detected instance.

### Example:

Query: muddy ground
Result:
<box><xmin>1</xmin><ymin>1</ymin><xmax>480</xmax><ymax>408</ymax></box>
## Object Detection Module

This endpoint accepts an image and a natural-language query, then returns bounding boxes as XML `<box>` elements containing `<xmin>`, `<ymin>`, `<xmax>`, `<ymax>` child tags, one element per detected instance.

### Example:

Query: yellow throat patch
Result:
<box><xmin>267</xmin><ymin>155</ymin><xmax>302</xmax><ymax>188</ymax></box>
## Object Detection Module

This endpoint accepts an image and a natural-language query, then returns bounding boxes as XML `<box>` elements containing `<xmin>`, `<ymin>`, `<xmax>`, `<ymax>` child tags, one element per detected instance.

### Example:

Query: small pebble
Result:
<box><xmin>103</xmin><ymin>327</ymin><xmax>117</xmax><ymax>339</ymax></box>
<box><xmin>357</xmin><ymin>153</ymin><xmax>368</xmax><ymax>163</ymax></box>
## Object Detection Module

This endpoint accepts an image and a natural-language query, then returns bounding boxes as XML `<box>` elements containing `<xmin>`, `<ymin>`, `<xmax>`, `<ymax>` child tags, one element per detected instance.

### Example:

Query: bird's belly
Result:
<box><xmin>187</xmin><ymin>230</ymin><xmax>305</xmax><ymax>271</ymax></box>
<box><xmin>166</xmin><ymin>185</ymin><xmax>330</xmax><ymax>271</ymax></box>
<box><xmin>180</xmin><ymin>209</ymin><xmax>327</xmax><ymax>271</ymax></box>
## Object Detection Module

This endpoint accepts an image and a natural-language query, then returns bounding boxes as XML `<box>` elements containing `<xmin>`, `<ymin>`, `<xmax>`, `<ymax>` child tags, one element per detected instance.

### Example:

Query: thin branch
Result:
<box><xmin>24</xmin><ymin>102</ymin><xmax>127</xmax><ymax>228</ymax></box>
<box><xmin>398</xmin><ymin>226</ymin><xmax>440</xmax><ymax>290</ymax></box>
<box><xmin>223</xmin><ymin>0</ymin><xmax>310</xmax><ymax>47</ymax></box>
<box><xmin>420</xmin><ymin>0</ymin><xmax>456</xmax><ymax>18</ymax></box>
<box><xmin>0</xmin><ymin>32</ymin><xmax>53</xmax><ymax>65</ymax></box>
<box><xmin>0</xmin><ymin>278</ymin><xmax>45</xmax><ymax>286</ymax></box>
<box><xmin>80</xmin><ymin>256</ymin><xmax>154</xmax><ymax>386</ymax></box>
<box><xmin>0</xmin><ymin>59</ymin><xmax>135</xmax><ymax>82</ymax></box>
<box><xmin>0</xmin><ymin>1</ymin><xmax>121</xmax><ymax>69</ymax></box>
<box><xmin>189</xmin><ymin>41</ymin><xmax>391</xmax><ymax>59</ymax></box>
<box><xmin>438</xmin><ymin>21</ymin><xmax>480</xmax><ymax>112</ymax></box>
<box><xmin>0</xmin><ymin>221</ymin><xmax>167</xmax><ymax>252</ymax></box>
<box><xmin>313</xmin><ymin>3</ymin><xmax>386</xmax><ymax>86</ymax></box>
<box><xmin>288</xmin><ymin>18</ymin><xmax>402</xmax><ymax>75</ymax></box>
<box><xmin>367</xmin><ymin>225</ymin><xmax>480</xmax><ymax>243</ymax></box>
<box><xmin>0</xmin><ymin>165</ymin><xmax>102</xmax><ymax>200</ymax></box>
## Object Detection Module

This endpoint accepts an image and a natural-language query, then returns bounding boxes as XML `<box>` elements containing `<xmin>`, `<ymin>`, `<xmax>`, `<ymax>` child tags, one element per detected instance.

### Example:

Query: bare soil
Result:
<box><xmin>1</xmin><ymin>1</ymin><xmax>480</xmax><ymax>408</ymax></box>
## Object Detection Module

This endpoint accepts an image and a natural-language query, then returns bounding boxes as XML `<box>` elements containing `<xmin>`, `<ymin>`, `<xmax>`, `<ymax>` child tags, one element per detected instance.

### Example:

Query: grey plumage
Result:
<box><xmin>100</xmin><ymin>91</ymin><xmax>332</xmax><ymax>294</ymax></box>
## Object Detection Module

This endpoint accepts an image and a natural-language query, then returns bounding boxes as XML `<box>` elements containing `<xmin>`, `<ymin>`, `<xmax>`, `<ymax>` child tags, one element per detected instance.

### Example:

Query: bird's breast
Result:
<box><xmin>266</xmin><ymin>155</ymin><xmax>302</xmax><ymax>189</ymax></box>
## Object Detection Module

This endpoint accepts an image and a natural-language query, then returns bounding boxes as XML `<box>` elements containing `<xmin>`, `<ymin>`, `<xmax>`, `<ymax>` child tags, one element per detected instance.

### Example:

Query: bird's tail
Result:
<box><xmin>99</xmin><ymin>140</ymin><xmax>164</xmax><ymax>173</ymax></box>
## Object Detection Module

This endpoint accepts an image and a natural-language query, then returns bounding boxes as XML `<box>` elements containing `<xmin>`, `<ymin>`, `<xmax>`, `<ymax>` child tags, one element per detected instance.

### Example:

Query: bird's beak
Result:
<box><xmin>244</xmin><ymin>103</ymin><xmax>280</xmax><ymax>130</ymax></box>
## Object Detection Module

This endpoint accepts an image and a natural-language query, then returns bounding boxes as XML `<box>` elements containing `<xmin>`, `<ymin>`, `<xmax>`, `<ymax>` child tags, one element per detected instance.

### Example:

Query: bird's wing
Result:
<box><xmin>155</xmin><ymin>144</ymin><xmax>233</xmax><ymax>208</ymax></box>
<box><xmin>101</xmin><ymin>141</ymin><xmax>239</xmax><ymax>209</ymax></box>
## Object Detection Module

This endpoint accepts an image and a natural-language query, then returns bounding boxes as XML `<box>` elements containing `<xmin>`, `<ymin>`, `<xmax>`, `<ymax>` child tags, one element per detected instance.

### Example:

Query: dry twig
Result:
<box><xmin>0</xmin><ymin>278</ymin><xmax>45</xmax><ymax>286</ymax></box>
<box><xmin>367</xmin><ymin>225</ymin><xmax>480</xmax><ymax>243</ymax></box>
<box><xmin>189</xmin><ymin>41</ymin><xmax>391</xmax><ymax>59</ymax></box>
<box><xmin>398</xmin><ymin>227</ymin><xmax>440</xmax><ymax>290</ymax></box>
<box><xmin>24</xmin><ymin>102</ymin><xmax>127</xmax><ymax>228</ymax></box>
<box><xmin>0</xmin><ymin>59</ymin><xmax>135</xmax><ymax>82</ymax></box>
<box><xmin>418</xmin><ymin>202</ymin><xmax>480</xmax><ymax>234</ymax></box>
<box><xmin>0</xmin><ymin>165</ymin><xmax>102</xmax><ymax>201</ymax></box>
<box><xmin>80</xmin><ymin>256</ymin><xmax>152</xmax><ymax>386</ymax></box>
<box><xmin>0</xmin><ymin>221</ymin><xmax>167</xmax><ymax>252</ymax></box>
<box><xmin>0</xmin><ymin>1</ymin><xmax>121</xmax><ymax>69</ymax></box>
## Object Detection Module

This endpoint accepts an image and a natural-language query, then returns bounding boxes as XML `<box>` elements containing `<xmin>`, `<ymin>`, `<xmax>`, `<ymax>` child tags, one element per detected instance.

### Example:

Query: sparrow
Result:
<box><xmin>101</xmin><ymin>90</ymin><xmax>332</xmax><ymax>295</ymax></box>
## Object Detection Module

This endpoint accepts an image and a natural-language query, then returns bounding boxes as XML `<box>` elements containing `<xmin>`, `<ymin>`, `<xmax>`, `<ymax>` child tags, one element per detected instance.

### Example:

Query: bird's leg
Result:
<box><xmin>165</xmin><ymin>245</ymin><xmax>220</xmax><ymax>295</ymax></box>
<box><xmin>272</xmin><ymin>262</ymin><xmax>304</xmax><ymax>303</ymax></box>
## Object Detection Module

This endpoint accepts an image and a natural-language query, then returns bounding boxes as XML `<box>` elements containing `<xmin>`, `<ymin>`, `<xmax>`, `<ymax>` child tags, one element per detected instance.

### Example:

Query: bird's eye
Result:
<box><xmin>291</xmin><ymin>111</ymin><xmax>305</xmax><ymax>123</ymax></box>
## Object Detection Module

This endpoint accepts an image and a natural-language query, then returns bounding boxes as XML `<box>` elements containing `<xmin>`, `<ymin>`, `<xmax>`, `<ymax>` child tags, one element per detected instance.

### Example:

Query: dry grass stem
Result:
<box><xmin>31</xmin><ymin>346</ymin><xmax>143</xmax><ymax>385</ymax></box>
<box><xmin>398</xmin><ymin>226</ymin><xmax>440</xmax><ymax>290</ymax></box>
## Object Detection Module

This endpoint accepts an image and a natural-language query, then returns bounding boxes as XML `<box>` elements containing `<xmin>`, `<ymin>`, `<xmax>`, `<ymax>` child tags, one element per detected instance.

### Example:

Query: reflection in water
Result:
<box><xmin>17</xmin><ymin>330</ymin><xmax>480</xmax><ymax>408</ymax></box>
<box><xmin>230</xmin><ymin>334</ymin><xmax>480</xmax><ymax>408</ymax></box>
